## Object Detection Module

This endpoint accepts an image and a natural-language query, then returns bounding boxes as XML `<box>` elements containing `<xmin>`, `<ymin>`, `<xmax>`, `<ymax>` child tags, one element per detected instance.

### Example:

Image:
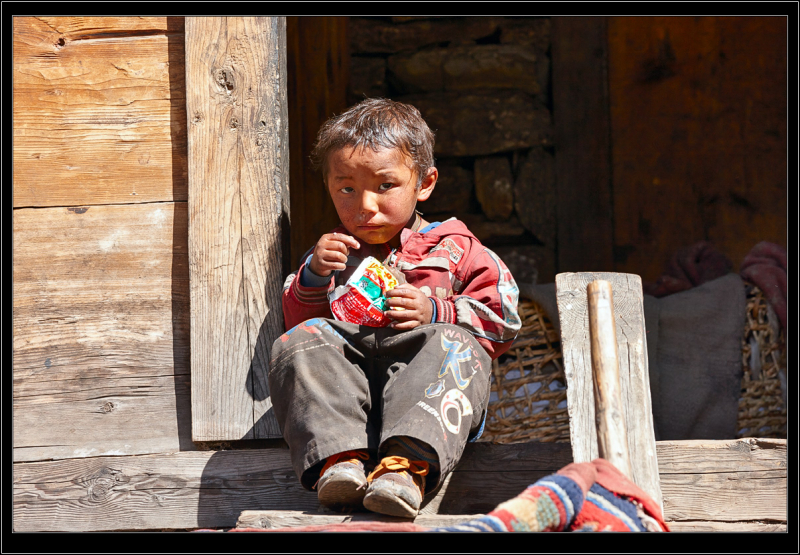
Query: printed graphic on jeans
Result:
<box><xmin>425</xmin><ymin>378</ymin><xmax>446</xmax><ymax>398</ymax></box>
<box><xmin>280</xmin><ymin>318</ymin><xmax>345</xmax><ymax>343</ymax></box>
<box><xmin>440</xmin><ymin>388</ymin><xmax>473</xmax><ymax>434</ymax></box>
<box><xmin>439</xmin><ymin>335</ymin><xmax>475</xmax><ymax>390</ymax></box>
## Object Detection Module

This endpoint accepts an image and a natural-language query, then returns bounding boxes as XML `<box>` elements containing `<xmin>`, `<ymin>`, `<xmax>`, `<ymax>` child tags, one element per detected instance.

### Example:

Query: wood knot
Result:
<box><xmin>192</xmin><ymin>111</ymin><xmax>204</xmax><ymax>125</ymax></box>
<box><xmin>100</xmin><ymin>401</ymin><xmax>116</xmax><ymax>413</ymax></box>
<box><xmin>55</xmin><ymin>37</ymin><xmax>66</xmax><ymax>49</ymax></box>
<box><xmin>214</xmin><ymin>68</ymin><xmax>236</xmax><ymax>94</ymax></box>
<box><xmin>86</xmin><ymin>467</ymin><xmax>124</xmax><ymax>501</ymax></box>
<box><xmin>229</xmin><ymin>117</ymin><xmax>239</xmax><ymax>130</ymax></box>
<box><xmin>68</xmin><ymin>207</ymin><xmax>88</xmax><ymax>214</ymax></box>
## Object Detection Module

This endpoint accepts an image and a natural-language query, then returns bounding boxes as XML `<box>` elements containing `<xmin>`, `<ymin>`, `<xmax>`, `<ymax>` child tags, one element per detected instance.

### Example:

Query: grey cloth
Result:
<box><xmin>519</xmin><ymin>273</ymin><xmax>745</xmax><ymax>440</ymax></box>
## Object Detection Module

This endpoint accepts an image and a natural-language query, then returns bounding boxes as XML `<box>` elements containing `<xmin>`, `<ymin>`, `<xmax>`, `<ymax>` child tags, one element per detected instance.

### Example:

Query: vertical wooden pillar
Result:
<box><xmin>186</xmin><ymin>17</ymin><xmax>288</xmax><ymax>441</ymax></box>
<box><xmin>551</xmin><ymin>17</ymin><xmax>614</xmax><ymax>274</ymax></box>
<box><xmin>555</xmin><ymin>272</ymin><xmax>663</xmax><ymax>511</ymax></box>
<box><xmin>286</xmin><ymin>17</ymin><xmax>350</xmax><ymax>270</ymax></box>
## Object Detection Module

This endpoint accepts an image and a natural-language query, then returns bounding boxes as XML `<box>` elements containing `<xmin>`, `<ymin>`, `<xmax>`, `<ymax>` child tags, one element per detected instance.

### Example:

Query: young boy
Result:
<box><xmin>268</xmin><ymin>98</ymin><xmax>521</xmax><ymax>518</ymax></box>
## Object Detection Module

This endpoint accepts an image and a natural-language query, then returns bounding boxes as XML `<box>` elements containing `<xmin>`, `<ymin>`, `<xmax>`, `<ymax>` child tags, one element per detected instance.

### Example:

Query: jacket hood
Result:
<box><xmin>401</xmin><ymin>217</ymin><xmax>478</xmax><ymax>246</ymax></box>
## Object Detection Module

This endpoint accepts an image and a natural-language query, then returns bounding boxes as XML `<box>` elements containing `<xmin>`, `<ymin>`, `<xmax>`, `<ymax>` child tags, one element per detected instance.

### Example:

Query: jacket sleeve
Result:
<box><xmin>281</xmin><ymin>260</ymin><xmax>335</xmax><ymax>331</ymax></box>
<box><xmin>428</xmin><ymin>247</ymin><xmax>521</xmax><ymax>359</ymax></box>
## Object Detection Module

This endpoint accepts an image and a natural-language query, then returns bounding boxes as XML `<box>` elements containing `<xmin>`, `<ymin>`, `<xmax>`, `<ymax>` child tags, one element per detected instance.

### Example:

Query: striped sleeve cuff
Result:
<box><xmin>430</xmin><ymin>296</ymin><xmax>457</xmax><ymax>325</ymax></box>
<box><xmin>290</xmin><ymin>263</ymin><xmax>333</xmax><ymax>305</ymax></box>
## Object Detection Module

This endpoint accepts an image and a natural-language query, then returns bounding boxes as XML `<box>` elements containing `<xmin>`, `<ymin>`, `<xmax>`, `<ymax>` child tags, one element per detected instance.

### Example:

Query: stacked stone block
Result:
<box><xmin>349</xmin><ymin>16</ymin><xmax>556</xmax><ymax>284</ymax></box>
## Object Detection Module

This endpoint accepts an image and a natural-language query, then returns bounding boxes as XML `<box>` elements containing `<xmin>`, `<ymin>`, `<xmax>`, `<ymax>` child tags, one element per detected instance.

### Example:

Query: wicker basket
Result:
<box><xmin>737</xmin><ymin>284</ymin><xmax>787</xmax><ymax>439</ymax></box>
<box><xmin>481</xmin><ymin>284</ymin><xmax>787</xmax><ymax>445</ymax></box>
<box><xmin>479</xmin><ymin>299</ymin><xmax>570</xmax><ymax>444</ymax></box>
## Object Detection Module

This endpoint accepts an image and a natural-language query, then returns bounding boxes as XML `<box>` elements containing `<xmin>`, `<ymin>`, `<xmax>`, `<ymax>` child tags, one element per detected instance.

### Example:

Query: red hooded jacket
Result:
<box><xmin>282</xmin><ymin>218</ymin><xmax>521</xmax><ymax>359</ymax></box>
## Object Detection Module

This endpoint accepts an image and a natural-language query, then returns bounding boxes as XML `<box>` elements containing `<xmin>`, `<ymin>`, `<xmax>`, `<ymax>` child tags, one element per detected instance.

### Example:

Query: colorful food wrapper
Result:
<box><xmin>329</xmin><ymin>256</ymin><xmax>399</xmax><ymax>327</ymax></box>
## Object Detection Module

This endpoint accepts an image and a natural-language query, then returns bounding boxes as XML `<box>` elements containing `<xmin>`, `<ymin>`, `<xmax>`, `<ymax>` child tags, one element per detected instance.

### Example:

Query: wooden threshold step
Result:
<box><xmin>235</xmin><ymin>511</ymin><xmax>787</xmax><ymax>532</ymax></box>
<box><xmin>236</xmin><ymin>510</ymin><xmax>482</xmax><ymax>530</ymax></box>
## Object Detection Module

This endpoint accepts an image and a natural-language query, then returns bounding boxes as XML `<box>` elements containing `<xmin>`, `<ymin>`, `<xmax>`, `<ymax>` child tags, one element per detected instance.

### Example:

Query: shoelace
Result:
<box><xmin>366</xmin><ymin>455</ymin><xmax>429</xmax><ymax>486</ymax></box>
<box><xmin>313</xmin><ymin>450</ymin><xmax>370</xmax><ymax>490</ymax></box>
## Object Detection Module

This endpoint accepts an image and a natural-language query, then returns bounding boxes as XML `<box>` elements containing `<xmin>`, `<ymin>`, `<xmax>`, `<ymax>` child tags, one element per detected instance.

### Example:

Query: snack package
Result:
<box><xmin>329</xmin><ymin>256</ymin><xmax>399</xmax><ymax>327</ymax></box>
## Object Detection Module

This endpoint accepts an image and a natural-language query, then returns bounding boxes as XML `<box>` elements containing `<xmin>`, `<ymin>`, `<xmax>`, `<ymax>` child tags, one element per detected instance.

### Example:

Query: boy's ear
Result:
<box><xmin>416</xmin><ymin>167</ymin><xmax>437</xmax><ymax>202</ymax></box>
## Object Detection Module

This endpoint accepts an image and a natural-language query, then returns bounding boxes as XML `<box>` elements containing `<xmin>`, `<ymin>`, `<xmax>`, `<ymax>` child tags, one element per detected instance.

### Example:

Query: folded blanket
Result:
<box><xmin>643</xmin><ymin>241</ymin><xmax>733</xmax><ymax>297</ymax></box>
<box><xmin>230</xmin><ymin>459</ymin><xmax>668</xmax><ymax>533</ymax></box>
<box><xmin>739</xmin><ymin>241</ymin><xmax>787</xmax><ymax>332</ymax></box>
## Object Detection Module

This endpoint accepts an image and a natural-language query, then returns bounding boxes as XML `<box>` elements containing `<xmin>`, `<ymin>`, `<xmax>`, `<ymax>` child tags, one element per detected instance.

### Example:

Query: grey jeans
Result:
<box><xmin>268</xmin><ymin>318</ymin><xmax>492</xmax><ymax>492</ymax></box>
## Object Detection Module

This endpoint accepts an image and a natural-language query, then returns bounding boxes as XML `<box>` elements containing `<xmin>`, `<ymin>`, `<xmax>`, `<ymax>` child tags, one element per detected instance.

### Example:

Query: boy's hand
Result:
<box><xmin>308</xmin><ymin>233</ymin><xmax>361</xmax><ymax>277</ymax></box>
<box><xmin>384</xmin><ymin>284</ymin><xmax>433</xmax><ymax>330</ymax></box>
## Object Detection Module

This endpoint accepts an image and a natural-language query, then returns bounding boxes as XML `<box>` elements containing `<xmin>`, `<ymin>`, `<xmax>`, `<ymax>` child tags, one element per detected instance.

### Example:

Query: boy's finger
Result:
<box><xmin>333</xmin><ymin>233</ymin><xmax>361</xmax><ymax>251</ymax></box>
<box><xmin>390</xmin><ymin>319</ymin><xmax>419</xmax><ymax>330</ymax></box>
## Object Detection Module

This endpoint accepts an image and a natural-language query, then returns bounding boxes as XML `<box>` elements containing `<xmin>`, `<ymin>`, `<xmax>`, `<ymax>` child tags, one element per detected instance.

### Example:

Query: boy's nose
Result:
<box><xmin>359</xmin><ymin>191</ymin><xmax>379</xmax><ymax>216</ymax></box>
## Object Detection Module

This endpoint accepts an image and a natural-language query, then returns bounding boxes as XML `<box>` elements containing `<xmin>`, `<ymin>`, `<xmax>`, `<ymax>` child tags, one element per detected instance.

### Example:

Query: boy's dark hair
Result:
<box><xmin>310</xmin><ymin>97</ymin><xmax>435</xmax><ymax>187</ymax></box>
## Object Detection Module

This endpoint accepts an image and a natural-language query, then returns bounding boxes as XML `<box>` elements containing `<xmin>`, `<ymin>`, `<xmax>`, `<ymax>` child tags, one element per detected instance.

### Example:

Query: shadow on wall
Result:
<box><xmin>167</xmin><ymin>16</ymin><xmax>194</xmax><ymax>452</ymax></box>
<box><xmin>196</xmin><ymin>444</ymin><xmax>318</xmax><ymax>529</ymax></box>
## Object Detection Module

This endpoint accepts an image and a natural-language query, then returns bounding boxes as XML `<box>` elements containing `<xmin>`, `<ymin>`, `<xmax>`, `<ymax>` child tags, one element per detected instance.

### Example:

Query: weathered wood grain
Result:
<box><xmin>656</xmin><ymin>438</ymin><xmax>786</xmax><ymax>474</ymax></box>
<box><xmin>607</xmin><ymin>17</ymin><xmax>787</xmax><ymax>280</ymax></box>
<box><xmin>556</xmin><ymin>272</ymin><xmax>662</xmax><ymax>510</ymax></box>
<box><xmin>234</xmin><ymin>512</ymin><xmax>787</xmax><ymax>532</ymax></box>
<box><xmin>186</xmin><ymin>17</ymin><xmax>287</xmax><ymax>441</ymax></box>
<box><xmin>551</xmin><ymin>17</ymin><xmax>614</xmax><ymax>273</ymax></box>
<box><xmin>12</xmin><ymin>439</ymin><xmax>785</xmax><ymax>531</ymax></box>
<box><xmin>236</xmin><ymin>511</ymin><xmax>483</xmax><ymax>529</ymax></box>
<box><xmin>13</xmin><ymin>16</ymin><xmax>187</xmax><ymax>207</ymax></box>
<box><xmin>13</xmin><ymin>203</ymin><xmax>192</xmax><ymax>461</ymax></box>
<box><xmin>666</xmin><ymin>521</ymin><xmax>786</xmax><ymax>532</ymax></box>
<box><xmin>286</xmin><ymin>17</ymin><xmax>349</xmax><ymax>269</ymax></box>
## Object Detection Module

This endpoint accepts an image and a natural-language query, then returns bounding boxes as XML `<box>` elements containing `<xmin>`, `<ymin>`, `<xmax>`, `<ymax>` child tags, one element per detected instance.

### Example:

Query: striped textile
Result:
<box><xmin>228</xmin><ymin>458</ymin><xmax>669</xmax><ymax>533</ymax></box>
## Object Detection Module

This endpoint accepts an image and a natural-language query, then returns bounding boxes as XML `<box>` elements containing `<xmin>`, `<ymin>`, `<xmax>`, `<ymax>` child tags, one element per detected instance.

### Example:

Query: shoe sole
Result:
<box><xmin>317</xmin><ymin>475</ymin><xmax>367</xmax><ymax>510</ymax></box>
<box><xmin>363</xmin><ymin>487</ymin><xmax>419</xmax><ymax>519</ymax></box>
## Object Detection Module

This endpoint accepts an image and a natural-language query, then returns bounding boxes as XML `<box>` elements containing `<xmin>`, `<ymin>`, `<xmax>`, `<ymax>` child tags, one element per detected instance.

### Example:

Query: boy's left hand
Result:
<box><xmin>384</xmin><ymin>284</ymin><xmax>433</xmax><ymax>330</ymax></box>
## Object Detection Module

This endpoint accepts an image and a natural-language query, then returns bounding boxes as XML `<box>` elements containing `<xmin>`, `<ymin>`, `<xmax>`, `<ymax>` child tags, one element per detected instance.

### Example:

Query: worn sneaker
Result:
<box><xmin>315</xmin><ymin>450</ymin><xmax>369</xmax><ymax>512</ymax></box>
<box><xmin>363</xmin><ymin>456</ymin><xmax>429</xmax><ymax>518</ymax></box>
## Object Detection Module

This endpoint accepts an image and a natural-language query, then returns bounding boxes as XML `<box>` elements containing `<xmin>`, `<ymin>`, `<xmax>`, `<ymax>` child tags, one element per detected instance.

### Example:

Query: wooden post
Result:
<box><xmin>186</xmin><ymin>17</ymin><xmax>289</xmax><ymax>441</ymax></box>
<box><xmin>555</xmin><ymin>272</ymin><xmax>663</xmax><ymax>511</ymax></box>
<box><xmin>551</xmin><ymin>17</ymin><xmax>614</xmax><ymax>274</ymax></box>
<box><xmin>587</xmin><ymin>280</ymin><xmax>633</xmax><ymax>479</ymax></box>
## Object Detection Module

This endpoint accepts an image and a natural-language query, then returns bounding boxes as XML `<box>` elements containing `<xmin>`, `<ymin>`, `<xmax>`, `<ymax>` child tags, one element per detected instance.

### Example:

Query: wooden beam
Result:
<box><xmin>551</xmin><ymin>16</ymin><xmax>614</xmax><ymax>274</ymax></box>
<box><xmin>185</xmin><ymin>17</ymin><xmax>288</xmax><ymax>441</ymax></box>
<box><xmin>12</xmin><ymin>439</ymin><xmax>785</xmax><ymax>531</ymax></box>
<box><xmin>13</xmin><ymin>203</ymin><xmax>192</xmax><ymax>462</ymax></box>
<box><xmin>13</xmin><ymin>17</ymin><xmax>187</xmax><ymax>207</ymax></box>
<box><xmin>556</xmin><ymin>272</ymin><xmax>662</xmax><ymax>510</ymax></box>
<box><xmin>236</xmin><ymin>511</ymin><xmax>484</xmax><ymax>530</ymax></box>
<box><xmin>286</xmin><ymin>16</ymin><xmax>349</xmax><ymax>270</ymax></box>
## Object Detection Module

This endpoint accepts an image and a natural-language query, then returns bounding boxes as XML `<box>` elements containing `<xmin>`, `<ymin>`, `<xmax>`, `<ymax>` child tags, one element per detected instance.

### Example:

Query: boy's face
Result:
<box><xmin>326</xmin><ymin>146</ymin><xmax>436</xmax><ymax>246</ymax></box>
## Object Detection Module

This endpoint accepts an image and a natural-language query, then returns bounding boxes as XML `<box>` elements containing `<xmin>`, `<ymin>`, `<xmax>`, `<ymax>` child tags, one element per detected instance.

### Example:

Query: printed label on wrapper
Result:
<box><xmin>329</xmin><ymin>257</ymin><xmax>399</xmax><ymax>327</ymax></box>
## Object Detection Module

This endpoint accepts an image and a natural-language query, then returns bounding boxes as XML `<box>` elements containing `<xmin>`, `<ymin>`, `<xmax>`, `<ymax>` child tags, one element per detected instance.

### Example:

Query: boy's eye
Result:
<box><xmin>379</xmin><ymin>183</ymin><xmax>394</xmax><ymax>191</ymax></box>
<box><xmin>340</xmin><ymin>187</ymin><xmax>354</xmax><ymax>194</ymax></box>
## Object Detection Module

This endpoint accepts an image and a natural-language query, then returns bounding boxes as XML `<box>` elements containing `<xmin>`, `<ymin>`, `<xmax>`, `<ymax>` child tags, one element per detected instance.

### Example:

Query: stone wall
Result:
<box><xmin>348</xmin><ymin>16</ymin><xmax>555</xmax><ymax>284</ymax></box>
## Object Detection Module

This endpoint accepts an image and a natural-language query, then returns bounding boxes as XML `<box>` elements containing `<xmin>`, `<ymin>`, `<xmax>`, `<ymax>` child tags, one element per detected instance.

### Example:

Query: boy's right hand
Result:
<box><xmin>308</xmin><ymin>233</ymin><xmax>361</xmax><ymax>277</ymax></box>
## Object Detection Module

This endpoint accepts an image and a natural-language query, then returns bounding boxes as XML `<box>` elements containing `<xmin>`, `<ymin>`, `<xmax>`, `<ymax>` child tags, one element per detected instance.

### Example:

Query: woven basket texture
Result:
<box><xmin>736</xmin><ymin>284</ymin><xmax>787</xmax><ymax>439</ymax></box>
<box><xmin>481</xmin><ymin>285</ymin><xmax>786</xmax><ymax>445</ymax></box>
<box><xmin>479</xmin><ymin>299</ymin><xmax>570</xmax><ymax>444</ymax></box>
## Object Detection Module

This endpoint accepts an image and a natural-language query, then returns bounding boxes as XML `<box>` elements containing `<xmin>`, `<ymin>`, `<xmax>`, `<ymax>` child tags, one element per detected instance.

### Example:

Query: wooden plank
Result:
<box><xmin>656</xmin><ymin>438</ymin><xmax>786</xmax><ymax>474</ymax></box>
<box><xmin>12</xmin><ymin>439</ymin><xmax>785</xmax><ymax>531</ymax></box>
<box><xmin>235</xmin><ymin>512</ymin><xmax>787</xmax><ymax>532</ymax></box>
<box><xmin>555</xmin><ymin>272</ymin><xmax>662</xmax><ymax>510</ymax></box>
<box><xmin>551</xmin><ymin>17</ymin><xmax>614</xmax><ymax>274</ymax></box>
<box><xmin>13</xmin><ymin>204</ymin><xmax>192</xmax><ymax>461</ymax></box>
<box><xmin>666</xmin><ymin>521</ymin><xmax>786</xmax><ymax>532</ymax></box>
<box><xmin>607</xmin><ymin>17</ymin><xmax>787</xmax><ymax>280</ymax></box>
<box><xmin>13</xmin><ymin>17</ymin><xmax>187</xmax><ymax>207</ymax></box>
<box><xmin>236</xmin><ymin>511</ymin><xmax>483</xmax><ymax>530</ymax></box>
<box><xmin>286</xmin><ymin>16</ymin><xmax>349</xmax><ymax>269</ymax></box>
<box><xmin>186</xmin><ymin>17</ymin><xmax>287</xmax><ymax>441</ymax></box>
